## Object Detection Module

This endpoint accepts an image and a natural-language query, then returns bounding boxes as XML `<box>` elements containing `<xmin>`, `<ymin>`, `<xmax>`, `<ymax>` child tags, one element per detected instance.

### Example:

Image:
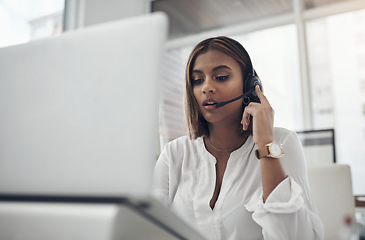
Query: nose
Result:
<box><xmin>202</xmin><ymin>78</ymin><xmax>216</xmax><ymax>94</ymax></box>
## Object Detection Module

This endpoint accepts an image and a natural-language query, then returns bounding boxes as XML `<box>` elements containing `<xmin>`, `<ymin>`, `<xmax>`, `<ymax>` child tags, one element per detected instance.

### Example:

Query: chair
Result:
<box><xmin>307</xmin><ymin>164</ymin><xmax>356</xmax><ymax>240</ymax></box>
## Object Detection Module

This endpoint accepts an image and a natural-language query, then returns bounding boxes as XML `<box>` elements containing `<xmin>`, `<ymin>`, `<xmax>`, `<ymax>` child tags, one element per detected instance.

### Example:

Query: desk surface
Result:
<box><xmin>0</xmin><ymin>195</ymin><xmax>206</xmax><ymax>240</ymax></box>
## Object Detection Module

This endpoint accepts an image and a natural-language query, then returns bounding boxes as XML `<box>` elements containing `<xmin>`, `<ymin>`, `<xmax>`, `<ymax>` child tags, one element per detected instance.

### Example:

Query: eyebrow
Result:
<box><xmin>192</xmin><ymin>65</ymin><xmax>232</xmax><ymax>74</ymax></box>
<box><xmin>213</xmin><ymin>65</ymin><xmax>232</xmax><ymax>71</ymax></box>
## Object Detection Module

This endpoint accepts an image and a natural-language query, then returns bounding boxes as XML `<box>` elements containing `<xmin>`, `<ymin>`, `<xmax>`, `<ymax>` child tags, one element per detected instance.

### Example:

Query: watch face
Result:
<box><xmin>270</xmin><ymin>143</ymin><xmax>282</xmax><ymax>157</ymax></box>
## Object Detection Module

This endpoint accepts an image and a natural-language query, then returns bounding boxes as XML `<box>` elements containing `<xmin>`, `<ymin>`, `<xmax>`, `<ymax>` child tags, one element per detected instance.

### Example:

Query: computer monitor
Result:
<box><xmin>296</xmin><ymin>129</ymin><xmax>336</xmax><ymax>166</ymax></box>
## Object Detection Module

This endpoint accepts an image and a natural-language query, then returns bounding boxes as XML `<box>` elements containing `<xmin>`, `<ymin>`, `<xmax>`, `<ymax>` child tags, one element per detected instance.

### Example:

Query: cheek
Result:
<box><xmin>234</xmin><ymin>78</ymin><xmax>244</xmax><ymax>91</ymax></box>
<box><xmin>191</xmin><ymin>87</ymin><xmax>202</xmax><ymax>110</ymax></box>
<box><xmin>223</xmin><ymin>82</ymin><xmax>243</xmax><ymax>98</ymax></box>
<box><xmin>233</xmin><ymin>82</ymin><xmax>244</xmax><ymax>96</ymax></box>
<box><xmin>193</xmin><ymin>87</ymin><xmax>200</xmax><ymax>101</ymax></box>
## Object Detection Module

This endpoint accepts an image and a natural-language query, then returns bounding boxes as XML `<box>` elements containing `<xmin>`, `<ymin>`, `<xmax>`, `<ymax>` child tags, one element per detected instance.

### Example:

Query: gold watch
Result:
<box><xmin>255</xmin><ymin>141</ymin><xmax>284</xmax><ymax>159</ymax></box>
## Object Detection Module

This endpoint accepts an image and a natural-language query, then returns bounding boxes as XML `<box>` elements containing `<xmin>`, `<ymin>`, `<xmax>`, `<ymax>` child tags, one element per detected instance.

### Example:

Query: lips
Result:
<box><xmin>203</xmin><ymin>98</ymin><xmax>217</xmax><ymax>106</ymax></box>
<box><xmin>202</xmin><ymin>99</ymin><xmax>218</xmax><ymax>110</ymax></box>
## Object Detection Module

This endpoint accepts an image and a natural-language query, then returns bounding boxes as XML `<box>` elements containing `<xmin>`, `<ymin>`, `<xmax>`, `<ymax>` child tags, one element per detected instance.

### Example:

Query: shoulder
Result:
<box><xmin>273</xmin><ymin>127</ymin><xmax>303</xmax><ymax>153</ymax></box>
<box><xmin>273</xmin><ymin>127</ymin><xmax>294</xmax><ymax>137</ymax></box>
<box><xmin>160</xmin><ymin>135</ymin><xmax>203</xmax><ymax>163</ymax></box>
<box><xmin>163</xmin><ymin>135</ymin><xmax>200</xmax><ymax>152</ymax></box>
<box><xmin>165</xmin><ymin>135</ymin><xmax>191</xmax><ymax>147</ymax></box>
<box><xmin>273</xmin><ymin>128</ymin><xmax>307</xmax><ymax>176</ymax></box>
<box><xmin>273</xmin><ymin>127</ymin><xmax>298</xmax><ymax>142</ymax></box>
<box><xmin>273</xmin><ymin>127</ymin><xmax>305</xmax><ymax>164</ymax></box>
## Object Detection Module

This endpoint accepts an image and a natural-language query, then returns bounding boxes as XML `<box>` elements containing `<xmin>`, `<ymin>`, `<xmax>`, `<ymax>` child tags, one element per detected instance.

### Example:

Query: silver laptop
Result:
<box><xmin>0</xmin><ymin>12</ymin><xmax>205</xmax><ymax>240</ymax></box>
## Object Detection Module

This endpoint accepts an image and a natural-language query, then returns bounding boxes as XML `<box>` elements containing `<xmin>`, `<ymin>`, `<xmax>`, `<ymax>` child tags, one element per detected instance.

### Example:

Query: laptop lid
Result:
<box><xmin>0</xmin><ymin>12</ymin><xmax>167</xmax><ymax>198</ymax></box>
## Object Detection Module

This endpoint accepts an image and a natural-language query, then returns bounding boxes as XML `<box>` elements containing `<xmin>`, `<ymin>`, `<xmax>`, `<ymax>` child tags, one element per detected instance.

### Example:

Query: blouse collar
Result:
<box><xmin>196</xmin><ymin>135</ymin><xmax>255</xmax><ymax>164</ymax></box>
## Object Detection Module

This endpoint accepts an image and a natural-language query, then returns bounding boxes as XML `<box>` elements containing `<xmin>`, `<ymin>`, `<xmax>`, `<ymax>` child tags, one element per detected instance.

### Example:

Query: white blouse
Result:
<box><xmin>153</xmin><ymin>127</ymin><xmax>324</xmax><ymax>240</ymax></box>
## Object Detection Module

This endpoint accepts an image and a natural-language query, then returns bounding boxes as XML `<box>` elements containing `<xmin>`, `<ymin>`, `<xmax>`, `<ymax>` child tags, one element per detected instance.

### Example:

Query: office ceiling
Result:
<box><xmin>151</xmin><ymin>0</ymin><xmax>350</xmax><ymax>39</ymax></box>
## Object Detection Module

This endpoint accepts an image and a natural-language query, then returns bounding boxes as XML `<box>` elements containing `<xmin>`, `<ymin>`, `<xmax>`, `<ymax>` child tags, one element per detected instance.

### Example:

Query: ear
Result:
<box><xmin>244</xmin><ymin>75</ymin><xmax>262</xmax><ymax>93</ymax></box>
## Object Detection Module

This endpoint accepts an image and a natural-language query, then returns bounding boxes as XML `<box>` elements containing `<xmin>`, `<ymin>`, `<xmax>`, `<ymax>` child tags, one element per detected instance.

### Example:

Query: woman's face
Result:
<box><xmin>192</xmin><ymin>49</ymin><xmax>244</xmax><ymax>125</ymax></box>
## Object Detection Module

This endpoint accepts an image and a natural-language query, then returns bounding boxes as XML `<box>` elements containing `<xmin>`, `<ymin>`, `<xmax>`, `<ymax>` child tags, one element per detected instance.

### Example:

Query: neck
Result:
<box><xmin>207</xmin><ymin>120</ymin><xmax>246</xmax><ymax>151</ymax></box>
<box><xmin>209</xmin><ymin>123</ymin><xmax>237</xmax><ymax>140</ymax></box>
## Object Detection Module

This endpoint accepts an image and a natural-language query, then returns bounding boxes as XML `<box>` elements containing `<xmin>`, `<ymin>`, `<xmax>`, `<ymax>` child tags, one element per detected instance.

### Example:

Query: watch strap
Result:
<box><xmin>255</xmin><ymin>145</ymin><xmax>269</xmax><ymax>159</ymax></box>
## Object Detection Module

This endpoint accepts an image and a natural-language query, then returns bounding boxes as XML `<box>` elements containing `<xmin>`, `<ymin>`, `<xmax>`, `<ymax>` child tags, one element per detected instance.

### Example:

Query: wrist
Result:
<box><xmin>256</xmin><ymin>138</ymin><xmax>274</xmax><ymax>148</ymax></box>
<box><xmin>255</xmin><ymin>141</ymin><xmax>284</xmax><ymax>159</ymax></box>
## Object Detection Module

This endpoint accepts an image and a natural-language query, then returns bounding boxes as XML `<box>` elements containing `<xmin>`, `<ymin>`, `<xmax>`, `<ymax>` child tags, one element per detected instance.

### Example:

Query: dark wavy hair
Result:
<box><xmin>184</xmin><ymin>36</ymin><xmax>257</xmax><ymax>139</ymax></box>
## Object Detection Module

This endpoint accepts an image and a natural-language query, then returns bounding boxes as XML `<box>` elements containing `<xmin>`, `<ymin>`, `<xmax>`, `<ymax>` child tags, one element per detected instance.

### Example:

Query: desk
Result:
<box><xmin>0</xmin><ymin>195</ymin><xmax>206</xmax><ymax>240</ymax></box>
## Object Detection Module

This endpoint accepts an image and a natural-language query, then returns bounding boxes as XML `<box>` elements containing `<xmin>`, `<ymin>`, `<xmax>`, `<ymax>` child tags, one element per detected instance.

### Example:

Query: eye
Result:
<box><xmin>192</xmin><ymin>78</ymin><xmax>204</xmax><ymax>85</ymax></box>
<box><xmin>216</xmin><ymin>75</ymin><xmax>229</xmax><ymax>81</ymax></box>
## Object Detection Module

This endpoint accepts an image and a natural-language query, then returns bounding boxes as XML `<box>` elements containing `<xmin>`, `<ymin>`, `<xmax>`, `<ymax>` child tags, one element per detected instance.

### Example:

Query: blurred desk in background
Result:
<box><xmin>355</xmin><ymin>196</ymin><xmax>365</xmax><ymax>239</ymax></box>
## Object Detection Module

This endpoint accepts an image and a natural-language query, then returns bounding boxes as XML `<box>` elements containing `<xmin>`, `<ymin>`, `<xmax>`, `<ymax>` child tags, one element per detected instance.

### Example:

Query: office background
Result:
<box><xmin>1</xmin><ymin>0</ymin><xmax>364</xmax><ymax>195</ymax></box>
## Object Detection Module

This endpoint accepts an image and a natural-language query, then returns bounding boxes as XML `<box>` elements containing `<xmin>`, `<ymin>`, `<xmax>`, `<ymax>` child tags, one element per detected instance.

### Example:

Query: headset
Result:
<box><xmin>215</xmin><ymin>42</ymin><xmax>262</xmax><ymax>109</ymax></box>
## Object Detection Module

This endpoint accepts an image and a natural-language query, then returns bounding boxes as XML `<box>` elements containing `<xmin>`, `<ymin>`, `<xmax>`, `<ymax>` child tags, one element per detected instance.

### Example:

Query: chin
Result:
<box><xmin>202</xmin><ymin>114</ymin><xmax>230</xmax><ymax>125</ymax></box>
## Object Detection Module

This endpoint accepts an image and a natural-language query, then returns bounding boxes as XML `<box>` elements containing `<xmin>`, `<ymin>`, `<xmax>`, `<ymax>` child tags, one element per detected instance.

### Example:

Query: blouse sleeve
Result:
<box><xmin>244</xmin><ymin>130</ymin><xmax>324</xmax><ymax>240</ymax></box>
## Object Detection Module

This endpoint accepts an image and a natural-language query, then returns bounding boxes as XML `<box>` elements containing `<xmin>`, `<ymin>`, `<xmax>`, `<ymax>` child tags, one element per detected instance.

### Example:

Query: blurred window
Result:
<box><xmin>159</xmin><ymin>24</ymin><xmax>301</xmax><ymax>144</ymax></box>
<box><xmin>0</xmin><ymin>0</ymin><xmax>64</xmax><ymax>48</ymax></box>
<box><xmin>233</xmin><ymin>24</ymin><xmax>301</xmax><ymax>131</ymax></box>
<box><xmin>307</xmin><ymin>9</ymin><xmax>365</xmax><ymax>195</ymax></box>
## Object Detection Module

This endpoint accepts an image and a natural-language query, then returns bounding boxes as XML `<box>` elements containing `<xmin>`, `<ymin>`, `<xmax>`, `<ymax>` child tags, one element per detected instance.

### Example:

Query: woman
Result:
<box><xmin>153</xmin><ymin>36</ymin><xmax>324</xmax><ymax>240</ymax></box>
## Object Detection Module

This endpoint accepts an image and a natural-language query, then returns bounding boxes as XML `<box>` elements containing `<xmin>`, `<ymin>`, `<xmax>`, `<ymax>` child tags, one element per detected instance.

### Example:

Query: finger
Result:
<box><xmin>245</xmin><ymin>101</ymin><xmax>260</xmax><ymax>108</ymax></box>
<box><xmin>241</xmin><ymin>110</ymin><xmax>250</xmax><ymax>130</ymax></box>
<box><xmin>241</xmin><ymin>101</ymin><xmax>263</xmax><ymax>130</ymax></box>
<box><xmin>241</xmin><ymin>117</ymin><xmax>250</xmax><ymax>130</ymax></box>
<box><xmin>255</xmin><ymin>85</ymin><xmax>270</xmax><ymax>105</ymax></box>
<box><xmin>241</xmin><ymin>104</ymin><xmax>255</xmax><ymax>129</ymax></box>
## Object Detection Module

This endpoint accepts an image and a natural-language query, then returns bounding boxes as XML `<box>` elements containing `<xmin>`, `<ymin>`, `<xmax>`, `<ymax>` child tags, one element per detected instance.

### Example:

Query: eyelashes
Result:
<box><xmin>192</xmin><ymin>75</ymin><xmax>230</xmax><ymax>85</ymax></box>
<box><xmin>192</xmin><ymin>78</ymin><xmax>204</xmax><ymax>85</ymax></box>
<box><xmin>215</xmin><ymin>75</ymin><xmax>229</xmax><ymax>81</ymax></box>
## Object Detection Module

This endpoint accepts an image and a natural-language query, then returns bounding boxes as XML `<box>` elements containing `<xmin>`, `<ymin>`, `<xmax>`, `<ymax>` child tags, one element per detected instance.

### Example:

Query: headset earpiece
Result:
<box><xmin>227</xmin><ymin>39</ymin><xmax>263</xmax><ymax>106</ymax></box>
<box><xmin>242</xmin><ymin>75</ymin><xmax>262</xmax><ymax>105</ymax></box>
<box><xmin>244</xmin><ymin>75</ymin><xmax>261</xmax><ymax>95</ymax></box>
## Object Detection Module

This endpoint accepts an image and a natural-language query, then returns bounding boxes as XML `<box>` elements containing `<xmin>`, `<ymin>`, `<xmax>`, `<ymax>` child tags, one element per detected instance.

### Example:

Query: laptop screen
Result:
<box><xmin>0</xmin><ymin>13</ymin><xmax>167</xmax><ymax>199</ymax></box>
